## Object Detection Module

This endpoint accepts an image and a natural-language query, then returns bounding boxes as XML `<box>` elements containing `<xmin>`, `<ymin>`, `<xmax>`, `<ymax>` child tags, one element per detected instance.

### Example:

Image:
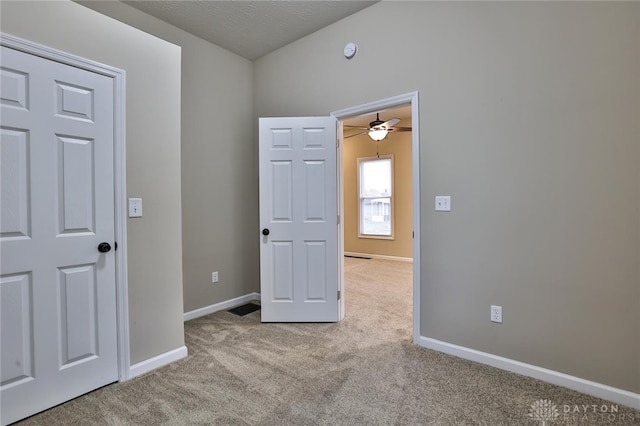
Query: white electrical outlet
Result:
<box><xmin>435</xmin><ymin>195</ymin><xmax>451</xmax><ymax>212</ymax></box>
<box><xmin>212</xmin><ymin>271</ymin><xmax>219</xmax><ymax>283</ymax></box>
<box><xmin>491</xmin><ymin>305</ymin><xmax>503</xmax><ymax>323</ymax></box>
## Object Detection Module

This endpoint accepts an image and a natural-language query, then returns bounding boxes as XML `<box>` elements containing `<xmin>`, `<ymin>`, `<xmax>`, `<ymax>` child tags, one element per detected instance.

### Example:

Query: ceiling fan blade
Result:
<box><xmin>380</xmin><ymin>117</ymin><xmax>400</xmax><ymax>128</ymax></box>
<box><xmin>389</xmin><ymin>126</ymin><xmax>412</xmax><ymax>132</ymax></box>
<box><xmin>343</xmin><ymin>125</ymin><xmax>371</xmax><ymax>130</ymax></box>
<box><xmin>344</xmin><ymin>131</ymin><xmax>369</xmax><ymax>139</ymax></box>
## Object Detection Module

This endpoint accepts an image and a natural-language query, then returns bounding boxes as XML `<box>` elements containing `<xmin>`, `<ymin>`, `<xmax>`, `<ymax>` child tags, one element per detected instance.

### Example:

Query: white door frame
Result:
<box><xmin>331</xmin><ymin>91</ymin><xmax>421</xmax><ymax>343</ymax></box>
<box><xmin>0</xmin><ymin>33</ymin><xmax>131</xmax><ymax>380</ymax></box>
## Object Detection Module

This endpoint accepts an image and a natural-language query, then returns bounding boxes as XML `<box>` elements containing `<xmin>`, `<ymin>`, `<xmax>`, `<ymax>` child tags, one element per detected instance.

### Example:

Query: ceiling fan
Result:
<box><xmin>344</xmin><ymin>113</ymin><xmax>412</xmax><ymax>141</ymax></box>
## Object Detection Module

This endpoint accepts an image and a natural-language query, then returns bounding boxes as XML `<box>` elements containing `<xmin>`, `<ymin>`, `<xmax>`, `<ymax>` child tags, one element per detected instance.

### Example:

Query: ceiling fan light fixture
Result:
<box><xmin>368</xmin><ymin>128</ymin><xmax>388</xmax><ymax>141</ymax></box>
<box><xmin>344</xmin><ymin>112</ymin><xmax>409</xmax><ymax>141</ymax></box>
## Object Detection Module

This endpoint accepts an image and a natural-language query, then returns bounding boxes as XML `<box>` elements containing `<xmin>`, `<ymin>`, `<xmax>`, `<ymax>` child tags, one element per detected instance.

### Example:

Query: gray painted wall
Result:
<box><xmin>1</xmin><ymin>0</ymin><xmax>184</xmax><ymax>364</ymax></box>
<box><xmin>76</xmin><ymin>1</ymin><xmax>258</xmax><ymax>315</ymax></box>
<box><xmin>254</xmin><ymin>2</ymin><xmax>640</xmax><ymax>393</ymax></box>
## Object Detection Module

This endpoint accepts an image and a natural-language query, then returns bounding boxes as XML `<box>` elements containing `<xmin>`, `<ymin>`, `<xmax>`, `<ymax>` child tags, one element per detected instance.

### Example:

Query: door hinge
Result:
<box><xmin>337</xmin><ymin>290</ymin><xmax>341</xmax><ymax>300</ymax></box>
<box><xmin>114</xmin><ymin>241</ymin><xmax>118</xmax><ymax>251</ymax></box>
<box><xmin>337</xmin><ymin>215</ymin><xmax>340</xmax><ymax>225</ymax></box>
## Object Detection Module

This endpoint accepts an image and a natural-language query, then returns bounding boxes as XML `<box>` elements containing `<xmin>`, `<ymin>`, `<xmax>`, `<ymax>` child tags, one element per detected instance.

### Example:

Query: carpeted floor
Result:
<box><xmin>16</xmin><ymin>258</ymin><xmax>639</xmax><ymax>425</ymax></box>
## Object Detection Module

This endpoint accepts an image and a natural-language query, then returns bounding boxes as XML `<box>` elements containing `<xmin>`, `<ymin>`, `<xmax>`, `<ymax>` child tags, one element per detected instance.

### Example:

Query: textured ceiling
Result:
<box><xmin>122</xmin><ymin>0</ymin><xmax>378</xmax><ymax>61</ymax></box>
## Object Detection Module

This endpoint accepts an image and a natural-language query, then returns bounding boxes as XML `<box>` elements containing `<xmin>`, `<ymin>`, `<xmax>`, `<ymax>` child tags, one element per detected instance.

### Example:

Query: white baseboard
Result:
<box><xmin>183</xmin><ymin>292</ymin><xmax>260</xmax><ymax>322</ymax></box>
<box><xmin>128</xmin><ymin>345</ymin><xmax>188</xmax><ymax>380</ymax></box>
<box><xmin>344</xmin><ymin>251</ymin><xmax>413</xmax><ymax>263</ymax></box>
<box><xmin>417</xmin><ymin>336</ymin><xmax>640</xmax><ymax>410</ymax></box>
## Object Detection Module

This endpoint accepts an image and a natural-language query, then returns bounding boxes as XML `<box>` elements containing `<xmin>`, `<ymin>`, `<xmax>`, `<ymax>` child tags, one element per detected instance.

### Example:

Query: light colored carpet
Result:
<box><xmin>16</xmin><ymin>258</ymin><xmax>639</xmax><ymax>425</ymax></box>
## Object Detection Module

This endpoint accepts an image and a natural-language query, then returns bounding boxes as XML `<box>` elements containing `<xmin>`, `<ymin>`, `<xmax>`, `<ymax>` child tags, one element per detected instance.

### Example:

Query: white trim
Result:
<box><xmin>0</xmin><ymin>34</ymin><xmax>131</xmax><ymax>381</ymax></box>
<box><xmin>337</xmin><ymin>121</ymin><xmax>346</xmax><ymax>320</ymax></box>
<box><xmin>183</xmin><ymin>293</ymin><xmax>261</xmax><ymax>322</ymax></box>
<box><xmin>332</xmin><ymin>91</ymin><xmax>421</xmax><ymax>343</ymax></box>
<box><xmin>418</xmin><ymin>336</ymin><xmax>640</xmax><ymax>410</ymax></box>
<box><xmin>344</xmin><ymin>252</ymin><xmax>413</xmax><ymax>263</ymax></box>
<box><xmin>128</xmin><ymin>346</ymin><xmax>188</xmax><ymax>380</ymax></box>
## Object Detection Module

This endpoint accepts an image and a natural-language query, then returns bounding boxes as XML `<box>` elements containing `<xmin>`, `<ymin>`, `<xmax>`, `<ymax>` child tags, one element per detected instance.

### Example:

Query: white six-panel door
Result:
<box><xmin>0</xmin><ymin>46</ymin><xmax>118</xmax><ymax>425</ymax></box>
<box><xmin>259</xmin><ymin>117</ymin><xmax>339</xmax><ymax>322</ymax></box>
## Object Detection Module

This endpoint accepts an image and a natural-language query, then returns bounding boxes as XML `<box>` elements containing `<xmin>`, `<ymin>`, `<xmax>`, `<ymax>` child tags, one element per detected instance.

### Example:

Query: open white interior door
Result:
<box><xmin>259</xmin><ymin>117</ymin><xmax>339</xmax><ymax>322</ymax></box>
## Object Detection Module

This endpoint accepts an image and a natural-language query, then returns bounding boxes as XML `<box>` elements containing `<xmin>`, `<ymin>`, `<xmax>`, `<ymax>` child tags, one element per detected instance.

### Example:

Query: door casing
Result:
<box><xmin>331</xmin><ymin>91</ymin><xmax>421</xmax><ymax>343</ymax></box>
<box><xmin>0</xmin><ymin>33</ymin><xmax>131</xmax><ymax>381</ymax></box>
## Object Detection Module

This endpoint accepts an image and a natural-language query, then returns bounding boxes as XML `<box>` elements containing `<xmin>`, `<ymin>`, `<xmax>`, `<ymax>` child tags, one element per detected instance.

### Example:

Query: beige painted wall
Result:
<box><xmin>254</xmin><ymin>2</ymin><xmax>640</xmax><ymax>393</ymax></box>
<box><xmin>1</xmin><ymin>0</ymin><xmax>184</xmax><ymax>364</ymax></box>
<box><xmin>344</xmin><ymin>129</ymin><xmax>413</xmax><ymax>258</ymax></box>
<box><xmin>76</xmin><ymin>1</ymin><xmax>258</xmax><ymax>315</ymax></box>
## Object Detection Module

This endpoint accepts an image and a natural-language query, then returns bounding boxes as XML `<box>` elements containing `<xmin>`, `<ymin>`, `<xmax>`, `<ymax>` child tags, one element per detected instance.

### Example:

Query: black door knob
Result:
<box><xmin>98</xmin><ymin>242</ymin><xmax>112</xmax><ymax>253</ymax></box>
<box><xmin>262</xmin><ymin>228</ymin><xmax>270</xmax><ymax>236</ymax></box>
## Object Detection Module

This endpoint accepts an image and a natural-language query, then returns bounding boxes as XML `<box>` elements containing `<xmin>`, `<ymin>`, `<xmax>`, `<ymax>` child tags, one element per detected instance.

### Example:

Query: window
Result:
<box><xmin>358</xmin><ymin>155</ymin><xmax>393</xmax><ymax>239</ymax></box>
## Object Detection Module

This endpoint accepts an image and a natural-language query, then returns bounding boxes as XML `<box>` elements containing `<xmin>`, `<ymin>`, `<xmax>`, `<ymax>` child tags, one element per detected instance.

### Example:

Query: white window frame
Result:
<box><xmin>357</xmin><ymin>154</ymin><xmax>394</xmax><ymax>240</ymax></box>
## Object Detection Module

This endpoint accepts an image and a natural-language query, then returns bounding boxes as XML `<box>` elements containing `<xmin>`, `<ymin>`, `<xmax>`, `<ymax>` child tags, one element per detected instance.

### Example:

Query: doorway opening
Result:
<box><xmin>332</xmin><ymin>92</ymin><xmax>421</xmax><ymax>344</ymax></box>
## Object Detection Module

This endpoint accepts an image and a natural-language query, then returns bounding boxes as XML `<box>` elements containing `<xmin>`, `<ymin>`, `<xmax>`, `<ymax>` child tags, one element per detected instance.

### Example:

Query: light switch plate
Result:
<box><xmin>128</xmin><ymin>198</ymin><xmax>142</xmax><ymax>217</ymax></box>
<box><xmin>435</xmin><ymin>196</ymin><xmax>451</xmax><ymax>211</ymax></box>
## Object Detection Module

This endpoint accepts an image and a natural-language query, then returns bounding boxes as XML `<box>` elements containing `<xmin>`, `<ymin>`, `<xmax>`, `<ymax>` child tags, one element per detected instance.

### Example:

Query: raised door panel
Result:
<box><xmin>271</xmin><ymin>241</ymin><xmax>294</xmax><ymax>301</ymax></box>
<box><xmin>304</xmin><ymin>241</ymin><xmax>327</xmax><ymax>301</ymax></box>
<box><xmin>56</xmin><ymin>135</ymin><xmax>95</xmax><ymax>235</ymax></box>
<box><xmin>304</xmin><ymin>160</ymin><xmax>326</xmax><ymax>222</ymax></box>
<box><xmin>0</xmin><ymin>67</ymin><xmax>29</xmax><ymax>110</ymax></box>
<box><xmin>302</xmin><ymin>127</ymin><xmax>325</xmax><ymax>150</ymax></box>
<box><xmin>271</xmin><ymin>161</ymin><xmax>293</xmax><ymax>223</ymax></box>
<box><xmin>0</xmin><ymin>128</ymin><xmax>31</xmax><ymax>239</ymax></box>
<box><xmin>55</xmin><ymin>81</ymin><xmax>94</xmax><ymax>122</ymax></box>
<box><xmin>270</xmin><ymin>128</ymin><xmax>293</xmax><ymax>150</ymax></box>
<box><xmin>58</xmin><ymin>265</ymin><xmax>98</xmax><ymax>367</ymax></box>
<box><xmin>0</xmin><ymin>273</ymin><xmax>34</xmax><ymax>387</ymax></box>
